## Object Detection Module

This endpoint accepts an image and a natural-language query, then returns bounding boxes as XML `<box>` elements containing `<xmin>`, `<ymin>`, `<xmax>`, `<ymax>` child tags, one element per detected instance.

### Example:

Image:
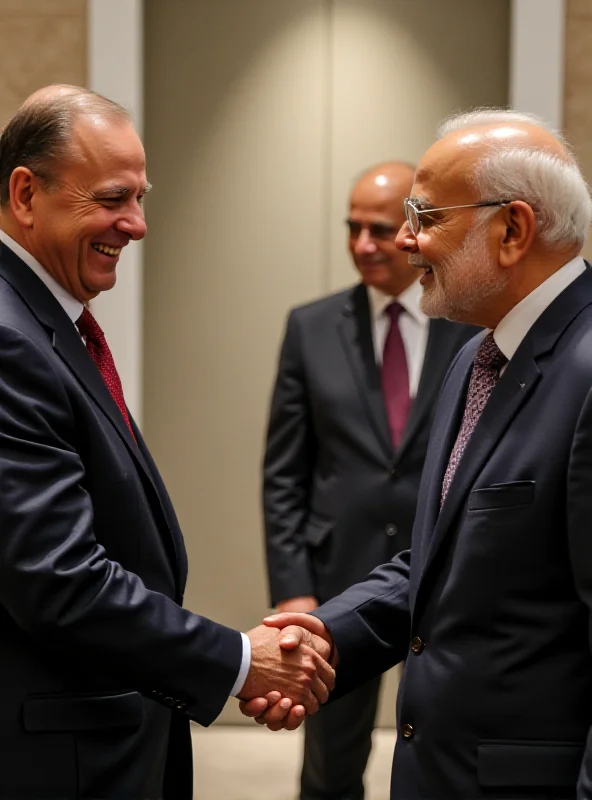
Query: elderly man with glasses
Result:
<box><xmin>243</xmin><ymin>108</ymin><xmax>592</xmax><ymax>800</ymax></box>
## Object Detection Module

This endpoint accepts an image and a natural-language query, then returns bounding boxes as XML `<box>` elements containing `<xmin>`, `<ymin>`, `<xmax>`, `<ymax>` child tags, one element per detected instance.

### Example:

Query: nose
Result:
<box><xmin>395</xmin><ymin>221</ymin><xmax>418</xmax><ymax>253</ymax></box>
<box><xmin>353</xmin><ymin>228</ymin><xmax>377</xmax><ymax>255</ymax></box>
<box><xmin>115</xmin><ymin>204</ymin><xmax>147</xmax><ymax>241</ymax></box>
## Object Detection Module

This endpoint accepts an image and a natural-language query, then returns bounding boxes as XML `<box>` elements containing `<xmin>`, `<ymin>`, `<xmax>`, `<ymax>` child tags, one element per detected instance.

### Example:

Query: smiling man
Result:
<box><xmin>0</xmin><ymin>86</ymin><xmax>336</xmax><ymax>800</ymax></box>
<box><xmin>246</xmin><ymin>110</ymin><xmax>592</xmax><ymax>800</ymax></box>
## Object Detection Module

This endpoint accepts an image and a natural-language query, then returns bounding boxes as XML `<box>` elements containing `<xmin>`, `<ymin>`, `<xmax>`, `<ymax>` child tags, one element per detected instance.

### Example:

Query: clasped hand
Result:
<box><xmin>238</xmin><ymin>613</ymin><xmax>335</xmax><ymax>731</ymax></box>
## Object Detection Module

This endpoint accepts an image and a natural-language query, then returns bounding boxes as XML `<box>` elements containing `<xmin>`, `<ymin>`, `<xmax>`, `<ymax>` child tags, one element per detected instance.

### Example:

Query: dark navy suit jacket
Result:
<box><xmin>0</xmin><ymin>243</ymin><xmax>242</xmax><ymax>800</ymax></box>
<box><xmin>316</xmin><ymin>266</ymin><xmax>592</xmax><ymax>799</ymax></box>
<box><xmin>264</xmin><ymin>283</ymin><xmax>477</xmax><ymax>605</ymax></box>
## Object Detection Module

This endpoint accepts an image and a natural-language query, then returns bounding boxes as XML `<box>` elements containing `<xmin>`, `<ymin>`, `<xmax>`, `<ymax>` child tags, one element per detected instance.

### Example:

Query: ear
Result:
<box><xmin>9</xmin><ymin>167</ymin><xmax>40</xmax><ymax>228</ymax></box>
<box><xmin>498</xmin><ymin>200</ymin><xmax>537</xmax><ymax>268</ymax></box>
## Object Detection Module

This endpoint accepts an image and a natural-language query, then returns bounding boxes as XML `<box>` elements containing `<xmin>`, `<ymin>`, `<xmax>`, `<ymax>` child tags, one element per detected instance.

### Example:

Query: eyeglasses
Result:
<box><xmin>403</xmin><ymin>198</ymin><xmax>510</xmax><ymax>236</ymax></box>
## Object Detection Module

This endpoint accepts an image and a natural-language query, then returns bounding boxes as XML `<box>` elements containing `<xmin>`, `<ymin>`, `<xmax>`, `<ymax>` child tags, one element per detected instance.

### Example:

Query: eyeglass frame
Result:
<box><xmin>403</xmin><ymin>198</ymin><xmax>511</xmax><ymax>236</ymax></box>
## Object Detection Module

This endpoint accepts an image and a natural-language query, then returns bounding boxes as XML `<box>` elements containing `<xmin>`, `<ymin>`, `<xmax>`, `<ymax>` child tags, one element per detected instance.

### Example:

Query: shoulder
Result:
<box><xmin>427</xmin><ymin>318</ymin><xmax>482</xmax><ymax>355</ymax></box>
<box><xmin>288</xmin><ymin>285</ymin><xmax>359</xmax><ymax>324</ymax></box>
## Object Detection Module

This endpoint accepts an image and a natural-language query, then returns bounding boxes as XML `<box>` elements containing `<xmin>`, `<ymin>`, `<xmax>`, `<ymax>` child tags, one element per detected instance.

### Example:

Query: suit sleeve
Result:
<box><xmin>313</xmin><ymin>550</ymin><xmax>411</xmax><ymax>698</ymax></box>
<box><xmin>263</xmin><ymin>310</ymin><xmax>318</xmax><ymax>605</ymax></box>
<box><xmin>0</xmin><ymin>325</ymin><xmax>242</xmax><ymax>727</ymax></box>
<box><xmin>566</xmin><ymin>385</ymin><xmax>592</xmax><ymax>797</ymax></box>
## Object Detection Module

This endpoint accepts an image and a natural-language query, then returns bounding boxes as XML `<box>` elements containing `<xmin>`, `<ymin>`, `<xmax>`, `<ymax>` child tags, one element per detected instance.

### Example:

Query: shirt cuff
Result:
<box><xmin>230</xmin><ymin>632</ymin><xmax>252</xmax><ymax>697</ymax></box>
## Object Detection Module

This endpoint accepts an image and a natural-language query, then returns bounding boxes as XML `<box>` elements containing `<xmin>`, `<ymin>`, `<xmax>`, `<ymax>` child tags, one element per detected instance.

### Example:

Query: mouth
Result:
<box><xmin>408</xmin><ymin>254</ymin><xmax>433</xmax><ymax>282</ymax></box>
<box><xmin>91</xmin><ymin>243</ymin><xmax>124</xmax><ymax>258</ymax></box>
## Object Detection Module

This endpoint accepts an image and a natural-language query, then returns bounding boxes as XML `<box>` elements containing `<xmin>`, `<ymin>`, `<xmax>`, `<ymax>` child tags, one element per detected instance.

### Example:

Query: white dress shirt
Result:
<box><xmin>494</xmin><ymin>255</ymin><xmax>586</xmax><ymax>366</ymax></box>
<box><xmin>0</xmin><ymin>228</ymin><xmax>251</xmax><ymax>697</ymax></box>
<box><xmin>367</xmin><ymin>281</ymin><xmax>430</xmax><ymax>397</ymax></box>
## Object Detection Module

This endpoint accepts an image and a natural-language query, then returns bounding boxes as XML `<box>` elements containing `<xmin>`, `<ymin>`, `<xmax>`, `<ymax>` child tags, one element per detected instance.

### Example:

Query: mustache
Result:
<box><xmin>408</xmin><ymin>254</ymin><xmax>432</xmax><ymax>268</ymax></box>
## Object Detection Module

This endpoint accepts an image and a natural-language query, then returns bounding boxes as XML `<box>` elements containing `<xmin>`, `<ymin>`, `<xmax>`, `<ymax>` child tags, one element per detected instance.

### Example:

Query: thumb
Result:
<box><xmin>277</xmin><ymin>625</ymin><xmax>307</xmax><ymax>650</ymax></box>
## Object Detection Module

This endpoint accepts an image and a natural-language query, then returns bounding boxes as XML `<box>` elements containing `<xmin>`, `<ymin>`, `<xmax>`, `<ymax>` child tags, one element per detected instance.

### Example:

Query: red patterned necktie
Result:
<box><xmin>381</xmin><ymin>302</ymin><xmax>411</xmax><ymax>449</ymax></box>
<box><xmin>441</xmin><ymin>332</ymin><xmax>507</xmax><ymax>503</ymax></box>
<box><xmin>76</xmin><ymin>307</ymin><xmax>135</xmax><ymax>440</ymax></box>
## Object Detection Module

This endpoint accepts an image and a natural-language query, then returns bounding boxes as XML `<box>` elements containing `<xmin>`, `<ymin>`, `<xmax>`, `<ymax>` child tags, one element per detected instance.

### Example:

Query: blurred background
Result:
<box><xmin>0</xmin><ymin>1</ymin><xmax>588</xmax><ymax>796</ymax></box>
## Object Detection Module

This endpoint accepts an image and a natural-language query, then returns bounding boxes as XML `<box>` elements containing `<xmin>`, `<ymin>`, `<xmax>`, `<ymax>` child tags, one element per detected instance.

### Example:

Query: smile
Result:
<box><xmin>91</xmin><ymin>243</ymin><xmax>122</xmax><ymax>256</ymax></box>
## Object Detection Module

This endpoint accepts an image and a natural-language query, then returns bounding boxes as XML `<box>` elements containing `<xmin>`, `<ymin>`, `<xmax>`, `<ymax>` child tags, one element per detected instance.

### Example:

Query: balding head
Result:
<box><xmin>420</xmin><ymin>109</ymin><xmax>592</xmax><ymax>250</ymax></box>
<box><xmin>394</xmin><ymin>108</ymin><xmax>592</xmax><ymax>328</ymax></box>
<box><xmin>0</xmin><ymin>85</ymin><xmax>131</xmax><ymax>207</ymax></box>
<box><xmin>347</xmin><ymin>161</ymin><xmax>417</xmax><ymax>296</ymax></box>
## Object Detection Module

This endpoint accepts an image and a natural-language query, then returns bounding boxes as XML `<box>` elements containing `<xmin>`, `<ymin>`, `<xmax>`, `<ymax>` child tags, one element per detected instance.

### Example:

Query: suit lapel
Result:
<box><xmin>0</xmin><ymin>244</ymin><xmax>171</xmax><ymax>533</ymax></box>
<box><xmin>418</xmin><ymin>267</ymin><xmax>592</xmax><ymax>588</ymax></box>
<box><xmin>397</xmin><ymin>318</ymin><xmax>452</xmax><ymax>459</ymax></box>
<box><xmin>337</xmin><ymin>285</ymin><xmax>393</xmax><ymax>460</ymax></box>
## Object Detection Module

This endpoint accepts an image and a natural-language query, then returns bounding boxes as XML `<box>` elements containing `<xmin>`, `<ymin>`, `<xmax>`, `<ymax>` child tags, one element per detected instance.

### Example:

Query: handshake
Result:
<box><xmin>238</xmin><ymin>610</ymin><xmax>335</xmax><ymax>731</ymax></box>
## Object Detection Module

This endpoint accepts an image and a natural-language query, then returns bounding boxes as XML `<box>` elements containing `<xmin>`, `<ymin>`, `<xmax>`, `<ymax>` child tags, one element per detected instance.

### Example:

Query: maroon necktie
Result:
<box><xmin>441</xmin><ymin>332</ymin><xmax>507</xmax><ymax>503</ymax></box>
<box><xmin>76</xmin><ymin>307</ymin><xmax>135</xmax><ymax>439</ymax></box>
<box><xmin>381</xmin><ymin>302</ymin><xmax>411</xmax><ymax>449</ymax></box>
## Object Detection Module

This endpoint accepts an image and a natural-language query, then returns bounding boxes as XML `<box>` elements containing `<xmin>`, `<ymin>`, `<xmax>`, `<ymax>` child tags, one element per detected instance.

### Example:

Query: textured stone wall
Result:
<box><xmin>0</xmin><ymin>0</ymin><xmax>86</xmax><ymax>127</ymax></box>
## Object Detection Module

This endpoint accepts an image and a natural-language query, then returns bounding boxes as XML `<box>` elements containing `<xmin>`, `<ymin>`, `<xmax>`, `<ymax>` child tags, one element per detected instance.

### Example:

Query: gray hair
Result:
<box><xmin>437</xmin><ymin>108</ymin><xmax>592</xmax><ymax>249</ymax></box>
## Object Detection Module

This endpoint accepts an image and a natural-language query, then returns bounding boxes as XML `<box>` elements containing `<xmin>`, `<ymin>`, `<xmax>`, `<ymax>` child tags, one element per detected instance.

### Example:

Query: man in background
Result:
<box><xmin>262</xmin><ymin>162</ymin><xmax>477</xmax><ymax>800</ymax></box>
<box><xmin>0</xmin><ymin>85</ymin><xmax>333</xmax><ymax>800</ymax></box>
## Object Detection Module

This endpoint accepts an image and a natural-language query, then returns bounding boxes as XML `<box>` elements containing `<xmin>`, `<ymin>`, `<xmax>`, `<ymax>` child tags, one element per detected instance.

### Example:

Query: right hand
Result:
<box><xmin>240</xmin><ymin>614</ymin><xmax>335</xmax><ymax>730</ymax></box>
<box><xmin>238</xmin><ymin>623</ymin><xmax>334</xmax><ymax>715</ymax></box>
<box><xmin>276</xmin><ymin>595</ymin><xmax>319</xmax><ymax>614</ymax></box>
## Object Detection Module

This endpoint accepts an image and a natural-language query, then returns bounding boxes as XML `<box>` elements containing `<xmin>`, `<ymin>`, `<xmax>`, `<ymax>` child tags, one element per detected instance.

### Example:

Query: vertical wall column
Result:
<box><xmin>88</xmin><ymin>0</ymin><xmax>144</xmax><ymax>423</ymax></box>
<box><xmin>510</xmin><ymin>0</ymin><xmax>566</xmax><ymax>128</ymax></box>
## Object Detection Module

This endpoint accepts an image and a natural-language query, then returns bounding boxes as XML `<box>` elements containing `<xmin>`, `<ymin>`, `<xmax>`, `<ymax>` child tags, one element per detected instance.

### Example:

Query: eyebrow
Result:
<box><xmin>408</xmin><ymin>195</ymin><xmax>432</xmax><ymax>208</ymax></box>
<box><xmin>94</xmin><ymin>182</ymin><xmax>153</xmax><ymax>197</ymax></box>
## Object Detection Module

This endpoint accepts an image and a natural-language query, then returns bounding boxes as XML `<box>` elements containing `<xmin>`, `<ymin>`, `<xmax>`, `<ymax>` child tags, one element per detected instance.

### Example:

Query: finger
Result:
<box><xmin>239</xmin><ymin>697</ymin><xmax>268</xmax><ymax>717</ymax></box>
<box><xmin>263</xmin><ymin>612</ymin><xmax>327</xmax><ymax>639</ymax></box>
<box><xmin>256</xmin><ymin>696</ymin><xmax>293</xmax><ymax>728</ymax></box>
<box><xmin>278</xmin><ymin>625</ymin><xmax>306</xmax><ymax>650</ymax></box>
<box><xmin>314</xmin><ymin>654</ymin><xmax>336</xmax><ymax>693</ymax></box>
<box><xmin>265</xmin><ymin>691</ymin><xmax>282</xmax><ymax>704</ymax></box>
<box><xmin>283</xmin><ymin>705</ymin><xmax>306</xmax><ymax>731</ymax></box>
<box><xmin>309</xmin><ymin>672</ymin><xmax>329</xmax><ymax>705</ymax></box>
<box><xmin>298</xmin><ymin>689</ymin><xmax>319</xmax><ymax>716</ymax></box>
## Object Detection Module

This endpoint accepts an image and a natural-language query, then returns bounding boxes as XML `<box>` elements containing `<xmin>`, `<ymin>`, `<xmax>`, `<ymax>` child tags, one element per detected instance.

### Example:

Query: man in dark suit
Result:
<box><xmin>0</xmin><ymin>85</ymin><xmax>334</xmax><ymax>800</ymax></box>
<box><xmin>247</xmin><ymin>110</ymin><xmax>592</xmax><ymax>799</ymax></box>
<box><xmin>263</xmin><ymin>162</ymin><xmax>476</xmax><ymax>799</ymax></box>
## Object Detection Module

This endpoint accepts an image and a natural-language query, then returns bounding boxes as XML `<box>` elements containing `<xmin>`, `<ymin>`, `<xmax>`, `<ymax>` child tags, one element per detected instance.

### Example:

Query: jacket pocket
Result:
<box><xmin>23</xmin><ymin>691</ymin><xmax>145</xmax><ymax>732</ymax></box>
<box><xmin>477</xmin><ymin>739</ymin><xmax>583</xmax><ymax>788</ymax></box>
<box><xmin>304</xmin><ymin>514</ymin><xmax>334</xmax><ymax>547</ymax></box>
<box><xmin>468</xmin><ymin>481</ymin><xmax>535</xmax><ymax>511</ymax></box>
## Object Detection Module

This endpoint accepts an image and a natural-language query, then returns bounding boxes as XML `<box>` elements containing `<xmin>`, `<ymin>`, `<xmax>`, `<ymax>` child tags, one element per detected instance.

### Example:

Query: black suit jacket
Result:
<box><xmin>315</xmin><ymin>266</ymin><xmax>592</xmax><ymax>799</ymax></box>
<box><xmin>0</xmin><ymin>243</ymin><xmax>242</xmax><ymax>800</ymax></box>
<box><xmin>263</xmin><ymin>283</ymin><xmax>477</xmax><ymax>604</ymax></box>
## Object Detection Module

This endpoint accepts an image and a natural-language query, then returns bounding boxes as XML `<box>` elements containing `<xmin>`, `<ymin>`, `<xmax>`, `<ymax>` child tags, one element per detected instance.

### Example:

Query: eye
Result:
<box><xmin>99</xmin><ymin>197</ymin><xmax>123</xmax><ymax>206</ymax></box>
<box><xmin>368</xmin><ymin>224</ymin><xmax>396</xmax><ymax>240</ymax></box>
<box><xmin>346</xmin><ymin>221</ymin><xmax>362</xmax><ymax>237</ymax></box>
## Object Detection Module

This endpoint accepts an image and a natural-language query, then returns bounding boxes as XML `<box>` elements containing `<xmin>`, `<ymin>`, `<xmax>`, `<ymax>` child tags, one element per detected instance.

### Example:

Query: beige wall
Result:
<box><xmin>0</xmin><ymin>0</ymin><xmax>86</xmax><ymax>126</ymax></box>
<box><xmin>564</xmin><ymin>0</ymin><xmax>592</xmax><ymax>260</ymax></box>
<box><xmin>143</xmin><ymin>0</ymin><xmax>509</xmax><ymax>724</ymax></box>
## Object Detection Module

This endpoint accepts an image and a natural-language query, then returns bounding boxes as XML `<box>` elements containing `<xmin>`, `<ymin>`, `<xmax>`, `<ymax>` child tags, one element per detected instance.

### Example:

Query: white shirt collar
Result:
<box><xmin>0</xmin><ymin>229</ymin><xmax>83</xmax><ymax>323</ymax></box>
<box><xmin>367</xmin><ymin>280</ymin><xmax>429</xmax><ymax>326</ymax></box>
<box><xmin>494</xmin><ymin>255</ymin><xmax>587</xmax><ymax>361</ymax></box>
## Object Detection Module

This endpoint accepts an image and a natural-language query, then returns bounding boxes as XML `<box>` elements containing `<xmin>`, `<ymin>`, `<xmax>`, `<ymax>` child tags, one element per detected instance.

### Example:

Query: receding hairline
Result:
<box><xmin>353</xmin><ymin>160</ymin><xmax>416</xmax><ymax>186</ymax></box>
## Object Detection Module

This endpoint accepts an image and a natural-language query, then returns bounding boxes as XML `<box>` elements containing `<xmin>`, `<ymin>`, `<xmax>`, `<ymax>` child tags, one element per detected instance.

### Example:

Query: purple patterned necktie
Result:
<box><xmin>381</xmin><ymin>302</ymin><xmax>411</xmax><ymax>449</ymax></box>
<box><xmin>441</xmin><ymin>332</ymin><xmax>507</xmax><ymax>503</ymax></box>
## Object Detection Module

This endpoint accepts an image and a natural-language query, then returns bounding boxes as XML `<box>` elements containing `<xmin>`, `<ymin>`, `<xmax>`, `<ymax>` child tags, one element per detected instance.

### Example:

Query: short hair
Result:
<box><xmin>0</xmin><ymin>86</ymin><xmax>132</xmax><ymax>207</ymax></box>
<box><xmin>437</xmin><ymin>108</ymin><xmax>592</xmax><ymax>249</ymax></box>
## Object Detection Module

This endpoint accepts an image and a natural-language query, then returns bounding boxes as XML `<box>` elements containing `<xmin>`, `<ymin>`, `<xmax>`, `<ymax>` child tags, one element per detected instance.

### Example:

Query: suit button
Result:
<box><xmin>410</xmin><ymin>636</ymin><xmax>425</xmax><ymax>655</ymax></box>
<box><xmin>401</xmin><ymin>723</ymin><xmax>415</xmax><ymax>740</ymax></box>
<box><xmin>385</xmin><ymin>523</ymin><xmax>398</xmax><ymax>537</ymax></box>
<box><xmin>390</xmin><ymin>468</ymin><xmax>400</xmax><ymax>479</ymax></box>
